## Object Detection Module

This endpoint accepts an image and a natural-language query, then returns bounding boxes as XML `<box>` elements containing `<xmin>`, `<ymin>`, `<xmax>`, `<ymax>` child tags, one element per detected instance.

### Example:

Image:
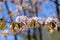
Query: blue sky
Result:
<box><xmin>0</xmin><ymin>0</ymin><xmax>60</xmax><ymax>40</ymax></box>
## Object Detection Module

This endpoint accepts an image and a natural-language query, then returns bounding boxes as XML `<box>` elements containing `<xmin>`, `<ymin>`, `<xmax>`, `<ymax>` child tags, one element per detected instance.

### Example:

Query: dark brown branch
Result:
<box><xmin>4</xmin><ymin>1</ymin><xmax>17</xmax><ymax>40</ymax></box>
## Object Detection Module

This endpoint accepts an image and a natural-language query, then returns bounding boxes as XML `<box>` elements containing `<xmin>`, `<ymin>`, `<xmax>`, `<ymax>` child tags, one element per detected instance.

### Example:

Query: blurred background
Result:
<box><xmin>0</xmin><ymin>0</ymin><xmax>60</xmax><ymax>40</ymax></box>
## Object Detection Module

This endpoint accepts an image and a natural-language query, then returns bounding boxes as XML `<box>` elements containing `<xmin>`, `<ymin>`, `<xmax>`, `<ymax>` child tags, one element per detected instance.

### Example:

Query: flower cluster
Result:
<box><xmin>10</xmin><ymin>15</ymin><xmax>59</xmax><ymax>33</ymax></box>
<box><xmin>0</xmin><ymin>15</ymin><xmax>59</xmax><ymax>37</ymax></box>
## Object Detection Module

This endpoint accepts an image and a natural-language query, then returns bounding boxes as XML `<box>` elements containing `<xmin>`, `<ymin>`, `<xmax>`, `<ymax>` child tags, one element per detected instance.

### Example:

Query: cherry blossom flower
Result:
<box><xmin>16</xmin><ymin>15</ymin><xmax>28</xmax><ymax>23</ymax></box>
<box><xmin>32</xmin><ymin>17</ymin><xmax>39</xmax><ymax>21</ymax></box>
<box><xmin>45</xmin><ymin>17</ymin><xmax>53</xmax><ymax>24</ymax></box>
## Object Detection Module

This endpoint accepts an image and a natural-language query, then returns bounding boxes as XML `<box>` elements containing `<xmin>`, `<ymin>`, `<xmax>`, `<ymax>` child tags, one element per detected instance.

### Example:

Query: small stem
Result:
<box><xmin>27</xmin><ymin>29</ymin><xmax>31</xmax><ymax>40</ymax></box>
<box><xmin>33</xmin><ymin>28</ymin><xmax>37</xmax><ymax>40</ymax></box>
<box><xmin>5</xmin><ymin>37</ymin><xmax>7</xmax><ymax>40</ymax></box>
<box><xmin>39</xmin><ymin>26</ymin><xmax>42</xmax><ymax>40</ymax></box>
<box><xmin>14</xmin><ymin>34</ymin><xmax>17</xmax><ymax>40</ymax></box>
